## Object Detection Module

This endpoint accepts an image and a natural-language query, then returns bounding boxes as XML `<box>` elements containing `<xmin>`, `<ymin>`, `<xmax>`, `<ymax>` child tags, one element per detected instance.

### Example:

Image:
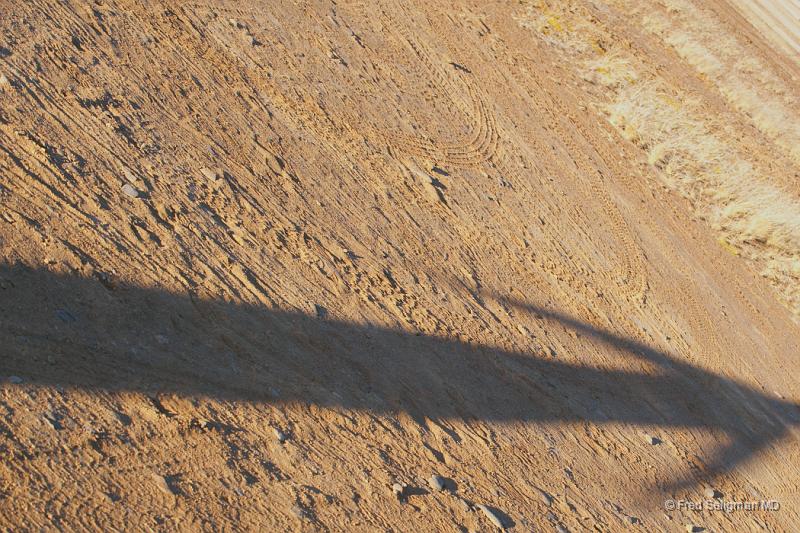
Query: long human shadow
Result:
<box><xmin>1</xmin><ymin>263</ymin><xmax>798</xmax><ymax>491</ymax></box>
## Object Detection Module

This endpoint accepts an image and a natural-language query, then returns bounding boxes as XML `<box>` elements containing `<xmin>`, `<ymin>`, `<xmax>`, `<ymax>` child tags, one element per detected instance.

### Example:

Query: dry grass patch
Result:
<box><xmin>518</xmin><ymin>0</ymin><xmax>800</xmax><ymax>318</ymax></box>
<box><xmin>640</xmin><ymin>0</ymin><xmax>800</xmax><ymax>163</ymax></box>
<box><xmin>605</xmin><ymin>81</ymin><xmax>800</xmax><ymax>317</ymax></box>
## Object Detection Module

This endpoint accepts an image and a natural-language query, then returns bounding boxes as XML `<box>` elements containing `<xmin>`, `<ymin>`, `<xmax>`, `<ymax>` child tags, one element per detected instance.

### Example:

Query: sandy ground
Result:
<box><xmin>1</xmin><ymin>0</ymin><xmax>799</xmax><ymax>531</ymax></box>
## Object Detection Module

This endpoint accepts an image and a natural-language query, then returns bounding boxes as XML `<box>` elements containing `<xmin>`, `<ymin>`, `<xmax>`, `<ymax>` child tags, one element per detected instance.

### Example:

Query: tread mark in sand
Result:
<box><xmin>181</xmin><ymin>1</ymin><xmax>648</xmax><ymax>304</ymax></box>
<box><xmin>491</xmin><ymin>27</ymin><xmax>649</xmax><ymax>304</ymax></box>
<box><xmin>381</xmin><ymin>2</ymin><xmax>648</xmax><ymax>304</ymax></box>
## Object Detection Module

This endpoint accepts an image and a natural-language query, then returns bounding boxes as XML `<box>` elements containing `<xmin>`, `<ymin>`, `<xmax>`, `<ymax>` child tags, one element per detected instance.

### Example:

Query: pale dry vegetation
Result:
<box><xmin>518</xmin><ymin>0</ymin><xmax>800</xmax><ymax>319</ymax></box>
<box><xmin>605</xmin><ymin>81</ymin><xmax>800</xmax><ymax>315</ymax></box>
<box><xmin>582</xmin><ymin>53</ymin><xmax>639</xmax><ymax>89</ymax></box>
<box><xmin>643</xmin><ymin>0</ymin><xmax>800</xmax><ymax>162</ymax></box>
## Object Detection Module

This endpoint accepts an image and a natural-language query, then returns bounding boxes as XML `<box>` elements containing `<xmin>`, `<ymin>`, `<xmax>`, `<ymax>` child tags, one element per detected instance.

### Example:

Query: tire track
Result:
<box><xmin>494</xmin><ymin>38</ymin><xmax>649</xmax><ymax>304</ymax></box>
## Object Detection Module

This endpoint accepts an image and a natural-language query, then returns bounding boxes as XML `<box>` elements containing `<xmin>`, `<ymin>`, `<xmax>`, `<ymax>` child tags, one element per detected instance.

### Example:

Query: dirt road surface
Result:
<box><xmin>1</xmin><ymin>1</ymin><xmax>799</xmax><ymax>531</ymax></box>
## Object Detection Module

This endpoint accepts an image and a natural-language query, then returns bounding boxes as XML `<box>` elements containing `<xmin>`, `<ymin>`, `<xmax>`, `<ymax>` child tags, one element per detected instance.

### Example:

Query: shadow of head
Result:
<box><xmin>1</xmin><ymin>263</ymin><xmax>797</xmax><ymax>491</ymax></box>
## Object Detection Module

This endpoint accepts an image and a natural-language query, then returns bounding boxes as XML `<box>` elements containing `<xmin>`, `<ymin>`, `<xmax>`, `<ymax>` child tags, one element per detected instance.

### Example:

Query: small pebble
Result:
<box><xmin>476</xmin><ymin>504</ymin><xmax>504</xmax><ymax>529</ymax></box>
<box><xmin>191</xmin><ymin>418</ymin><xmax>209</xmax><ymax>431</ymax></box>
<box><xmin>124</xmin><ymin>168</ymin><xmax>138</xmax><ymax>184</ymax></box>
<box><xmin>121</xmin><ymin>183</ymin><xmax>139</xmax><ymax>198</ymax></box>
<box><xmin>686</xmin><ymin>526</ymin><xmax>705</xmax><ymax>533</ymax></box>
<box><xmin>266</xmin><ymin>153</ymin><xmax>285</xmax><ymax>175</ymax></box>
<box><xmin>42</xmin><ymin>413</ymin><xmax>62</xmax><ymax>430</ymax></box>
<box><xmin>200</xmin><ymin>167</ymin><xmax>220</xmax><ymax>181</ymax></box>
<box><xmin>428</xmin><ymin>475</ymin><xmax>445</xmax><ymax>492</ymax></box>
<box><xmin>152</xmin><ymin>473</ymin><xmax>174</xmax><ymax>495</ymax></box>
<box><xmin>392</xmin><ymin>482</ymin><xmax>406</xmax><ymax>500</ymax></box>
<box><xmin>645</xmin><ymin>434</ymin><xmax>662</xmax><ymax>445</ymax></box>
<box><xmin>536</xmin><ymin>488</ymin><xmax>553</xmax><ymax>506</ymax></box>
<box><xmin>704</xmin><ymin>488</ymin><xmax>722</xmax><ymax>499</ymax></box>
<box><xmin>274</xmin><ymin>428</ymin><xmax>287</xmax><ymax>443</ymax></box>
